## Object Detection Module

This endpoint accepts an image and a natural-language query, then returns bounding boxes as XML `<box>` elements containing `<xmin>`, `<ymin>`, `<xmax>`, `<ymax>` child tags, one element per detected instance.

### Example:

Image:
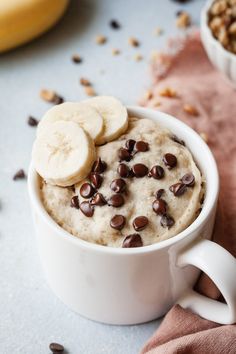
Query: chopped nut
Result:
<box><xmin>183</xmin><ymin>104</ymin><xmax>199</xmax><ymax>116</ymax></box>
<box><xmin>112</xmin><ymin>48</ymin><xmax>120</xmax><ymax>55</ymax></box>
<box><xmin>134</xmin><ymin>53</ymin><xmax>143</xmax><ymax>61</ymax></box>
<box><xmin>176</xmin><ymin>11</ymin><xmax>191</xmax><ymax>28</ymax></box>
<box><xmin>72</xmin><ymin>54</ymin><xmax>82</xmax><ymax>63</ymax></box>
<box><xmin>200</xmin><ymin>132</ymin><xmax>208</xmax><ymax>143</ymax></box>
<box><xmin>154</xmin><ymin>27</ymin><xmax>163</xmax><ymax>36</ymax></box>
<box><xmin>229</xmin><ymin>21</ymin><xmax>236</xmax><ymax>34</ymax></box>
<box><xmin>40</xmin><ymin>89</ymin><xmax>64</xmax><ymax>104</ymax></box>
<box><xmin>144</xmin><ymin>90</ymin><xmax>153</xmax><ymax>100</ymax></box>
<box><xmin>95</xmin><ymin>35</ymin><xmax>107</xmax><ymax>45</ymax></box>
<box><xmin>80</xmin><ymin>78</ymin><xmax>91</xmax><ymax>86</ymax></box>
<box><xmin>159</xmin><ymin>87</ymin><xmax>177</xmax><ymax>98</ymax></box>
<box><xmin>211</xmin><ymin>0</ymin><xmax>227</xmax><ymax>16</ymax></box>
<box><xmin>128</xmin><ymin>37</ymin><xmax>140</xmax><ymax>47</ymax></box>
<box><xmin>84</xmin><ymin>86</ymin><xmax>96</xmax><ymax>96</ymax></box>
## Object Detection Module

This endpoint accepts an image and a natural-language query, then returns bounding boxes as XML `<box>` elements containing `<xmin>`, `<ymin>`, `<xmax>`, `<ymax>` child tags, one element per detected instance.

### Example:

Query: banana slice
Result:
<box><xmin>37</xmin><ymin>102</ymin><xmax>104</xmax><ymax>144</ymax></box>
<box><xmin>32</xmin><ymin>120</ymin><xmax>96</xmax><ymax>187</ymax></box>
<box><xmin>83</xmin><ymin>96</ymin><xmax>128</xmax><ymax>145</ymax></box>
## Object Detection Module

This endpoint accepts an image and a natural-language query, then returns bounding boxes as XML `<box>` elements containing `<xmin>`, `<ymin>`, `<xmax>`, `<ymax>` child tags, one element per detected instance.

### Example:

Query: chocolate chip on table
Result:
<box><xmin>122</xmin><ymin>234</ymin><xmax>143</xmax><ymax>248</ymax></box>
<box><xmin>132</xmin><ymin>163</ymin><xmax>148</xmax><ymax>177</ymax></box>
<box><xmin>110</xmin><ymin>178</ymin><xmax>126</xmax><ymax>193</ymax></box>
<box><xmin>148</xmin><ymin>165</ymin><xmax>164</xmax><ymax>179</ymax></box>
<box><xmin>152</xmin><ymin>198</ymin><xmax>167</xmax><ymax>215</ymax></box>
<box><xmin>72</xmin><ymin>54</ymin><xmax>82</xmax><ymax>63</ymax></box>
<box><xmin>155</xmin><ymin>189</ymin><xmax>165</xmax><ymax>199</ymax></box>
<box><xmin>110</xmin><ymin>214</ymin><xmax>126</xmax><ymax>230</ymax></box>
<box><xmin>108</xmin><ymin>194</ymin><xmax>124</xmax><ymax>207</ymax></box>
<box><xmin>27</xmin><ymin>116</ymin><xmax>38</xmax><ymax>127</ymax></box>
<box><xmin>117</xmin><ymin>163</ymin><xmax>130</xmax><ymax>178</ymax></box>
<box><xmin>134</xmin><ymin>141</ymin><xmax>149</xmax><ymax>152</ymax></box>
<box><xmin>13</xmin><ymin>169</ymin><xmax>26</xmax><ymax>180</ymax></box>
<box><xmin>80</xmin><ymin>183</ymin><xmax>95</xmax><ymax>198</ymax></box>
<box><xmin>133</xmin><ymin>216</ymin><xmax>149</xmax><ymax>231</ymax></box>
<box><xmin>70</xmin><ymin>195</ymin><xmax>80</xmax><ymax>209</ymax></box>
<box><xmin>180</xmin><ymin>173</ymin><xmax>195</xmax><ymax>187</ymax></box>
<box><xmin>163</xmin><ymin>153</ymin><xmax>177</xmax><ymax>169</ymax></box>
<box><xmin>49</xmin><ymin>342</ymin><xmax>64</xmax><ymax>353</ymax></box>
<box><xmin>118</xmin><ymin>147</ymin><xmax>132</xmax><ymax>162</ymax></box>
<box><xmin>80</xmin><ymin>201</ymin><xmax>94</xmax><ymax>217</ymax></box>
<box><xmin>89</xmin><ymin>172</ymin><xmax>103</xmax><ymax>189</ymax></box>
<box><xmin>160</xmin><ymin>214</ymin><xmax>175</xmax><ymax>228</ymax></box>
<box><xmin>90</xmin><ymin>192</ymin><xmax>107</xmax><ymax>206</ymax></box>
<box><xmin>169</xmin><ymin>182</ymin><xmax>187</xmax><ymax>196</ymax></box>
<box><xmin>170</xmin><ymin>134</ymin><xmax>185</xmax><ymax>146</ymax></box>
<box><xmin>92</xmin><ymin>157</ymin><xmax>107</xmax><ymax>173</ymax></box>
<box><xmin>125</xmin><ymin>139</ymin><xmax>136</xmax><ymax>152</ymax></box>
<box><xmin>109</xmin><ymin>19</ymin><xmax>121</xmax><ymax>29</ymax></box>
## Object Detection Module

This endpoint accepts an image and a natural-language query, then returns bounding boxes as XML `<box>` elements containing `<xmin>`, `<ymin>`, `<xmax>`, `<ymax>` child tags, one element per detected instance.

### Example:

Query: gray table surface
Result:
<box><xmin>0</xmin><ymin>0</ymin><xmax>205</xmax><ymax>353</ymax></box>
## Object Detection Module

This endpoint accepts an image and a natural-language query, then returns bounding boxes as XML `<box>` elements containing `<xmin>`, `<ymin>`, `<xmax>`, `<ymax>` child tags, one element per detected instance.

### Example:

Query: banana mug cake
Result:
<box><xmin>32</xmin><ymin>96</ymin><xmax>204</xmax><ymax>248</ymax></box>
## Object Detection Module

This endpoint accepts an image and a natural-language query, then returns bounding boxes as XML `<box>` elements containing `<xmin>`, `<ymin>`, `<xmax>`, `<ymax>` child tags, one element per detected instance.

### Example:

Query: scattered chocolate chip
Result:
<box><xmin>155</xmin><ymin>189</ymin><xmax>165</xmax><ymax>199</ymax></box>
<box><xmin>110</xmin><ymin>214</ymin><xmax>126</xmax><ymax>230</ymax></box>
<box><xmin>110</xmin><ymin>178</ymin><xmax>126</xmax><ymax>193</ymax></box>
<box><xmin>92</xmin><ymin>158</ymin><xmax>107</xmax><ymax>173</ymax></box>
<box><xmin>163</xmin><ymin>153</ymin><xmax>177</xmax><ymax>169</ymax></box>
<box><xmin>170</xmin><ymin>134</ymin><xmax>185</xmax><ymax>146</ymax></box>
<box><xmin>160</xmin><ymin>214</ymin><xmax>175</xmax><ymax>228</ymax></box>
<box><xmin>122</xmin><ymin>234</ymin><xmax>143</xmax><ymax>248</ymax></box>
<box><xmin>109</xmin><ymin>19</ymin><xmax>121</xmax><ymax>29</ymax></box>
<box><xmin>169</xmin><ymin>182</ymin><xmax>187</xmax><ymax>196</ymax></box>
<box><xmin>108</xmin><ymin>194</ymin><xmax>124</xmax><ymax>207</ymax></box>
<box><xmin>176</xmin><ymin>10</ymin><xmax>183</xmax><ymax>17</ymax></box>
<box><xmin>27</xmin><ymin>116</ymin><xmax>38</xmax><ymax>127</ymax></box>
<box><xmin>134</xmin><ymin>141</ymin><xmax>149</xmax><ymax>152</ymax></box>
<box><xmin>125</xmin><ymin>139</ymin><xmax>136</xmax><ymax>152</ymax></box>
<box><xmin>54</xmin><ymin>96</ymin><xmax>64</xmax><ymax>105</ymax></box>
<box><xmin>49</xmin><ymin>342</ymin><xmax>64</xmax><ymax>353</ymax></box>
<box><xmin>90</xmin><ymin>192</ymin><xmax>107</xmax><ymax>206</ymax></box>
<box><xmin>117</xmin><ymin>163</ymin><xmax>130</xmax><ymax>178</ymax></box>
<box><xmin>133</xmin><ymin>216</ymin><xmax>149</xmax><ymax>231</ymax></box>
<box><xmin>118</xmin><ymin>147</ymin><xmax>132</xmax><ymax>162</ymax></box>
<box><xmin>89</xmin><ymin>172</ymin><xmax>103</xmax><ymax>189</ymax></box>
<box><xmin>13</xmin><ymin>169</ymin><xmax>26</xmax><ymax>180</ymax></box>
<box><xmin>72</xmin><ymin>54</ymin><xmax>82</xmax><ymax>63</ymax></box>
<box><xmin>180</xmin><ymin>173</ymin><xmax>195</xmax><ymax>187</ymax></box>
<box><xmin>70</xmin><ymin>195</ymin><xmax>79</xmax><ymax>209</ymax></box>
<box><xmin>80</xmin><ymin>183</ymin><xmax>95</xmax><ymax>198</ymax></box>
<box><xmin>148</xmin><ymin>165</ymin><xmax>164</xmax><ymax>179</ymax></box>
<box><xmin>132</xmin><ymin>163</ymin><xmax>148</xmax><ymax>177</ymax></box>
<box><xmin>80</xmin><ymin>201</ymin><xmax>94</xmax><ymax>217</ymax></box>
<box><xmin>152</xmin><ymin>198</ymin><xmax>167</xmax><ymax>215</ymax></box>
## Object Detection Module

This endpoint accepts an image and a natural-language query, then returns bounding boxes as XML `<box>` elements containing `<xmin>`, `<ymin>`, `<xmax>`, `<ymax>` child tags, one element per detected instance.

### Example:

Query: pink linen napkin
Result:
<box><xmin>140</xmin><ymin>33</ymin><xmax>236</xmax><ymax>353</ymax></box>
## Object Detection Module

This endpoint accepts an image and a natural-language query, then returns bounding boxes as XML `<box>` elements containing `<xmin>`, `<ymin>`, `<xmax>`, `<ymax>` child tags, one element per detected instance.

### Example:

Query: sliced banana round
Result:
<box><xmin>32</xmin><ymin>120</ymin><xmax>96</xmax><ymax>187</ymax></box>
<box><xmin>37</xmin><ymin>102</ymin><xmax>104</xmax><ymax>144</ymax></box>
<box><xmin>83</xmin><ymin>96</ymin><xmax>128</xmax><ymax>145</ymax></box>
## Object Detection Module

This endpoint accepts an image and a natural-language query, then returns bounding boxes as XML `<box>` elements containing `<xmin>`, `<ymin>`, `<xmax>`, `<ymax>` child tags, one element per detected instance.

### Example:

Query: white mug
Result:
<box><xmin>28</xmin><ymin>107</ymin><xmax>236</xmax><ymax>325</ymax></box>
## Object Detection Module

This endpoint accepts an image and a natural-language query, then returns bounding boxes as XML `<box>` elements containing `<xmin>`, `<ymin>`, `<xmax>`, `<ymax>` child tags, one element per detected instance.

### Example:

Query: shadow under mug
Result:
<box><xmin>28</xmin><ymin>106</ymin><xmax>236</xmax><ymax>325</ymax></box>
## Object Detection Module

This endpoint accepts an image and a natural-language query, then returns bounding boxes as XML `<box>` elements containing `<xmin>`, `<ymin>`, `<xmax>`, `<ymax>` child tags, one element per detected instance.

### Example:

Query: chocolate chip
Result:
<box><xmin>80</xmin><ymin>183</ymin><xmax>95</xmax><ymax>198</ymax></box>
<box><xmin>80</xmin><ymin>201</ymin><xmax>94</xmax><ymax>217</ymax></box>
<box><xmin>152</xmin><ymin>198</ymin><xmax>167</xmax><ymax>215</ymax></box>
<box><xmin>49</xmin><ymin>342</ymin><xmax>64</xmax><ymax>353</ymax></box>
<box><xmin>89</xmin><ymin>172</ymin><xmax>103</xmax><ymax>189</ymax></box>
<box><xmin>155</xmin><ymin>189</ymin><xmax>165</xmax><ymax>199</ymax></box>
<box><xmin>90</xmin><ymin>192</ymin><xmax>107</xmax><ymax>206</ymax></box>
<box><xmin>148</xmin><ymin>165</ymin><xmax>164</xmax><ymax>179</ymax></box>
<box><xmin>70</xmin><ymin>195</ymin><xmax>79</xmax><ymax>209</ymax></box>
<box><xmin>122</xmin><ymin>234</ymin><xmax>143</xmax><ymax>248</ymax></box>
<box><xmin>72</xmin><ymin>54</ymin><xmax>82</xmax><ymax>63</ymax></box>
<box><xmin>125</xmin><ymin>139</ymin><xmax>136</xmax><ymax>152</ymax></box>
<box><xmin>117</xmin><ymin>163</ymin><xmax>130</xmax><ymax>178</ymax></box>
<box><xmin>13</xmin><ymin>169</ymin><xmax>26</xmax><ymax>180</ymax></box>
<box><xmin>92</xmin><ymin>157</ymin><xmax>107</xmax><ymax>173</ymax></box>
<box><xmin>118</xmin><ymin>148</ymin><xmax>132</xmax><ymax>162</ymax></box>
<box><xmin>180</xmin><ymin>173</ymin><xmax>195</xmax><ymax>187</ymax></box>
<box><xmin>110</xmin><ymin>214</ymin><xmax>126</xmax><ymax>230</ymax></box>
<box><xmin>133</xmin><ymin>216</ymin><xmax>149</xmax><ymax>231</ymax></box>
<box><xmin>132</xmin><ymin>163</ymin><xmax>148</xmax><ymax>177</ymax></box>
<box><xmin>110</xmin><ymin>178</ymin><xmax>126</xmax><ymax>193</ymax></box>
<box><xmin>134</xmin><ymin>141</ymin><xmax>149</xmax><ymax>152</ymax></box>
<box><xmin>109</xmin><ymin>19</ymin><xmax>121</xmax><ymax>29</ymax></box>
<box><xmin>163</xmin><ymin>153</ymin><xmax>177</xmax><ymax>169</ymax></box>
<box><xmin>169</xmin><ymin>182</ymin><xmax>187</xmax><ymax>196</ymax></box>
<box><xmin>27</xmin><ymin>116</ymin><xmax>38</xmax><ymax>126</ymax></box>
<box><xmin>170</xmin><ymin>134</ymin><xmax>185</xmax><ymax>146</ymax></box>
<box><xmin>54</xmin><ymin>96</ymin><xmax>64</xmax><ymax>105</ymax></box>
<box><xmin>108</xmin><ymin>194</ymin><xmax>124</xmax><ymax>207</ymax></box>
<box><xmin>160</xmin><ymin>214</ymin><xmax>175</xmax><ymax>228</ymax></box>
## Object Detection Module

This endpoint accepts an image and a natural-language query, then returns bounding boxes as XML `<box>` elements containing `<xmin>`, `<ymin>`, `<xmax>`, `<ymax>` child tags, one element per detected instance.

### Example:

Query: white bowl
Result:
<box><xmin>201</xmin><ymin>0</ymin><xmax>236</xmax><ymax>84</ymax></box>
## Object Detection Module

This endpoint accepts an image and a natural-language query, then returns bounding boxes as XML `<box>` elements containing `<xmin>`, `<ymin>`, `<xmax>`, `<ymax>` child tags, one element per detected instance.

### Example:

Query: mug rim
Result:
<box><xmin>28</xmin><ymin>106</ymin><xmax>219</xmax><ymax>255</ymax></box>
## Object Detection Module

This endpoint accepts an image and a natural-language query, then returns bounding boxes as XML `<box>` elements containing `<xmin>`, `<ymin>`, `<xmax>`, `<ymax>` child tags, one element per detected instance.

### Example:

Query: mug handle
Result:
<box><xmin>176</xmin><ymin>238</ymin><xmax>236</xmax><ymax>324</ymax></box>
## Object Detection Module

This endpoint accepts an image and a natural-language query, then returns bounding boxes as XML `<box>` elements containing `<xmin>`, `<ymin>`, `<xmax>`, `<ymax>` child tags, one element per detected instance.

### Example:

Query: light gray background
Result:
<box><xmin>0</xmin><ymin>0</ymin><xmax>205</xmax><ymax>353</ymax></box>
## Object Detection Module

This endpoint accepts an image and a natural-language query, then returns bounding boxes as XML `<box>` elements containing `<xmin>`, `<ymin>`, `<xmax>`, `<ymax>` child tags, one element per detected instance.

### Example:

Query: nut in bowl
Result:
<box><xmin>28</xmin><ymin>97</ymin><xmax>236</xmax><ymax>325</ymax></box>
<box><xmin>201</xmin><ymin>0</ymin><xmax>236</xmax><ymax>85</ymax></box>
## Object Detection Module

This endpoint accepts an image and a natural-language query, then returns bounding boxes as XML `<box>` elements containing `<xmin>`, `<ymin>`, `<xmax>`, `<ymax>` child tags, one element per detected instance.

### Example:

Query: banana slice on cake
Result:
<box><xmin>37</xmin><ymin>102</ymin><xmax>104</xmax><ymax>144</ymax></box>
<box><xmin>32</xmin><ymin>120</ymin><xmax>96</xmax><ymax>187</ymax></box>
<box><xmin>84</xmin><ymin>96</ymin><xmax>128</xmax><ymax>145</ymax></box>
